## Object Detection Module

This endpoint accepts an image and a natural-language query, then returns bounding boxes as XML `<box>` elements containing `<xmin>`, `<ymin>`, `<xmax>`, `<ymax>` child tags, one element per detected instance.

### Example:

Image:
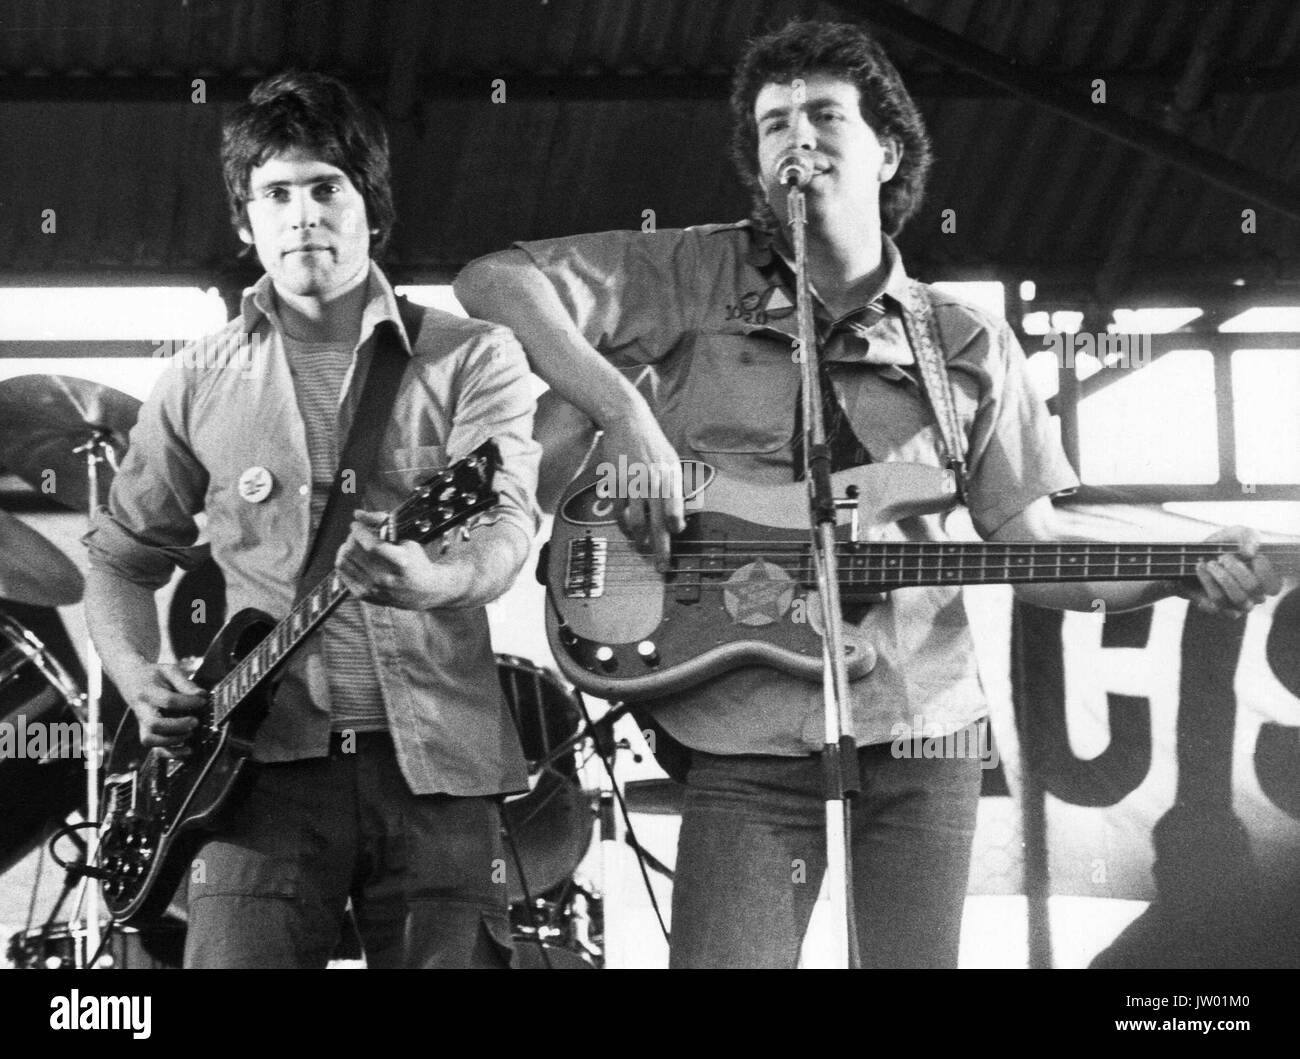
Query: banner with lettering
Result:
<box><xmin>968</xmin><ymin>584</ymin><xmax>1300</xmax><ymax>966</ymax></box>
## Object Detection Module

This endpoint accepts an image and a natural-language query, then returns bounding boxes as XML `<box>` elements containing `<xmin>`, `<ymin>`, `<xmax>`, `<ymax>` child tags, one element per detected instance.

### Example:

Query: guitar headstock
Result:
<box><xmin>385</xmin><ymin>439</ymin><xmax>501</xmax><ymax>546</ymax></box>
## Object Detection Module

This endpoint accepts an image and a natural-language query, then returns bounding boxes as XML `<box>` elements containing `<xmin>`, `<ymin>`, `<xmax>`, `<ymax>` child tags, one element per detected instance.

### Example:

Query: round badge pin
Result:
<box><xmin>237</xmin><ymin>465</ymin><xmax>274</xmax><ymax>503</ymax></box>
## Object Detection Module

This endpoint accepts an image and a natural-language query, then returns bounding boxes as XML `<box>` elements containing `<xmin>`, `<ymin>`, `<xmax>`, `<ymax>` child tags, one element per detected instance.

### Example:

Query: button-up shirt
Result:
<box><xmin>516</xmin><ymin>221</ymin><xmax>1079</xmax><ymax>754</ymax></box>
<box><xmin>87</xmin><ymin>263</ymin><xmax>540</xmax><ymax>795</ymax></box>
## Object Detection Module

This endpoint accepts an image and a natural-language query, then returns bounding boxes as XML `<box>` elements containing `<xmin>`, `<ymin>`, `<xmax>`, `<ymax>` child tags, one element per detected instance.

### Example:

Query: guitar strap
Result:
<box><xmin>898</xmin><ymin>280</ymin><xmax>971</xmax><ymax>505</ymax></box>
<box><xmin>296</xmin><ymin>297</ymin><xmax>422</xmax><ymax>595</ymax></box>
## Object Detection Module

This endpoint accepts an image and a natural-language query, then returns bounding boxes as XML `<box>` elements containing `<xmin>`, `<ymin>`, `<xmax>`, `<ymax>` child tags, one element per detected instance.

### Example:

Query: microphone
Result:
<box><xmin>776</xmin><ymin>149</ymin><xmax>815</xmax><ymax>188</ymax></box>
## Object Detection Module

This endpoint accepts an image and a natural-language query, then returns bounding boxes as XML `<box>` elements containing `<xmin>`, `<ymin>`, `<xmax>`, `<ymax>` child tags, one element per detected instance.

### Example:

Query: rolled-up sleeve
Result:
<box><xmin>84</xmin><ymin>359</ymin><xmax>209</xmax><ymax>589</ymax></box>
<box><xmin>962</xmin><ymin>319</ymin><xmax>1080</xmax><ymax>536</ymax></box>
<box><xmin>445</xmin><ymin>325</ymin><xmax>542</xmax><ymax>547</ymax></box>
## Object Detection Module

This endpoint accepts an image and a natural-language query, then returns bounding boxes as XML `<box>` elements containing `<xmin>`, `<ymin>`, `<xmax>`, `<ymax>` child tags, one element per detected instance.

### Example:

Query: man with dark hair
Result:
<box><xmin>86</xmin><ymin>71</ymin><xmax>540</xmax><ymax>968</ymax></box>
<box><xmin>221</xmin><ymin>72</ymin><xmax>397</xmax><ymax>255</ymax></box>
<box><xmin>728</xmin><ymin>18</ymin><xmax>933</xmax><ymax>239</ymax></box>
<box><xmin>455</xmin><ymin>20</ymin><xmax>1279</xmax><ymax>968</ymax></box>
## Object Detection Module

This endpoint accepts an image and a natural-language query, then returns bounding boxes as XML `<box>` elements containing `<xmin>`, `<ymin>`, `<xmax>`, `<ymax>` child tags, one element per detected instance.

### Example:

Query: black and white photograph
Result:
<box><xmin>0</xmin><ymin>0</ymin><xmax>1296</xmax><ymax>1027</ymax></box>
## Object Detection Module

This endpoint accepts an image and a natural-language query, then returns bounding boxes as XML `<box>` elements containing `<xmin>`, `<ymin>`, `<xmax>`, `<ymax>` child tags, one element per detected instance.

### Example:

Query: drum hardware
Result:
<box><xmin>496</xmin><ymin>655</ymin><xmax>598</xmax><ymax>904</ymax></box>
<box><xmin>7</xmin><ymin>920</ymin><xmax>183</xmax><ymax>970</ymax></box>
<box><xmin>496</xmin><ymin>653</ymin><xmax>679</xmax><ymax>966</ymax></box>
<box><xmin>572</xmin><ymin>701</ymin><xmax>674</xmax><ymax>960</ymax></box>
<box><xmin>495</xmin><ymin>655</ymin><xmax>612</xmax><ymax>969</ymax></box>
<box><xmin>509</xmin><ymin>880</ymin><xmax>603</xmax><ymax>970</ymax></box>
<box><xmin>0</xmin><ymin>613</ymin><xmax>93</xmax><ymax>876</ymax></box>
<box><xmin>0</xmin><ymin>375</ymin><xmax>143</xmax><ymax>965</ymax></box>
<box><xmin>0</xmin><ymin>375</ymin><xmax>139</xmax><ymax>515</ymax></box>
<box><xmin>74</xmin><ymin>431</ymin><xmax>118</xmax><ymax>961</ymax></box>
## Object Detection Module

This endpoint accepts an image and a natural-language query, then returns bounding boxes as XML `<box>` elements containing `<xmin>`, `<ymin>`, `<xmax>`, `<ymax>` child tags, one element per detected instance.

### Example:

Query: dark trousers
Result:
<box><xmin>668</xmin><ymin>734</ymin><xmax>983</xmax><ymax>968</ymax></box>
<box><xmin>183</xmin><ymin>732</ymin><xmax>512</xmax><ymax>968</ymax></box>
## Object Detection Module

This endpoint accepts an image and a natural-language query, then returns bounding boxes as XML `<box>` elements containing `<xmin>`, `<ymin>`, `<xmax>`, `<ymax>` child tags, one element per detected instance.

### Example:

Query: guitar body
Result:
<box><xmin>545</xmin><ymin>461</ymin><xmax>959</xmax><ymax>700</ymax></box>
<box><xmin>99</xmin><ymin>608</ymin><xmax>275</xmax><ymax>924</ymax></box>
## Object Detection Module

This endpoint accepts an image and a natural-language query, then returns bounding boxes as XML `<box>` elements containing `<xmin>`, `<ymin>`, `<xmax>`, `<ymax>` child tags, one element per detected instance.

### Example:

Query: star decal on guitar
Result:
<box><xmin>723</xmin><ymin>559</ymin><xmax>795</xmax><ymax>626</ymax></box>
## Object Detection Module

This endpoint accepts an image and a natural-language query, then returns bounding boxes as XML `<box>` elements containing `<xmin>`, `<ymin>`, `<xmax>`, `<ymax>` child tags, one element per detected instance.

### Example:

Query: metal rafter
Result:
<box><xmin>840</xmin><ymin>0</ymin><xmax>1300</xmax><ymax>223</ymax></box>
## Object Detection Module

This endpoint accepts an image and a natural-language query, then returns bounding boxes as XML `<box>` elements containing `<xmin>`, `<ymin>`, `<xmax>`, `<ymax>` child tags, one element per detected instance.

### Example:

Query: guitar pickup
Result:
<box><xmin>564</xmin><ymin>535</ymin><xmax>607</xmax><ymax>598</ymax></box>
<box><xmin>673</xmin><ymin>544</ymin><xmax>727</xmax><ymax>605</ymax></box>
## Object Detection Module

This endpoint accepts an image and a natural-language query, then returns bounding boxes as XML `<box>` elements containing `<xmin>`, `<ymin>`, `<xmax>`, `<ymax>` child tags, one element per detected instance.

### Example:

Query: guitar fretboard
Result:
<box><xmin>835</xmin><ymin>541</ymin><xmax>1272</xmax><ymax>590</ymax></box>
<box><xmin>209</xmin><ymin>572</ymin><xmax>351</xmax><ymax>725</ymax></box>
<box><xmin>657</xmin><ymin>540</ymin><xmax>1296</xmax><ymax>591</ymax></box>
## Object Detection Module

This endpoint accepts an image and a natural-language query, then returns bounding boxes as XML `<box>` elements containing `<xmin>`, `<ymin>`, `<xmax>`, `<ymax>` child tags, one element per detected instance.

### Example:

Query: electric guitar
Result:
<box><xmin>544</xmin><ymin>460</ymin><xmax>1298</xmax><ymax>700</ymax></box>
<box><xmin>97</xmin><ymin>440</ymin><xmax>501</xmax><ymax>924</ymax></box>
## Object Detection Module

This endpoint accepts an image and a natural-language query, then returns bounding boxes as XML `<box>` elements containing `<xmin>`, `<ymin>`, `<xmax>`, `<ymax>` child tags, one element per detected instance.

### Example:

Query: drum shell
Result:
<box><xmin>497</xmin><ymin>654</ymin><xmax>584</xmax><ymax>778</ymax></box>
<box><xmin>495</xmin><ymin>656</ymin><xmax>593</xmax><ymax>903</ymax></box>
<box><xmin>0</xmin><ymin>609</ymin><xmax>89</xmax><ymax>875</ymax></box>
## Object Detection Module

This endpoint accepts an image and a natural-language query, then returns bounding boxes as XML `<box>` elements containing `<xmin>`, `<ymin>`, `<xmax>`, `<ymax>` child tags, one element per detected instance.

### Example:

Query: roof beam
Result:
<box><xmin>841</xmin><ymin>0</ymin><xmax>1300</xmax><ymax>223</ymax></box>
<box><xmin>0</xmin><ymin>66</ymin><xmax>1295</xmax><ymax>105</ymax></box>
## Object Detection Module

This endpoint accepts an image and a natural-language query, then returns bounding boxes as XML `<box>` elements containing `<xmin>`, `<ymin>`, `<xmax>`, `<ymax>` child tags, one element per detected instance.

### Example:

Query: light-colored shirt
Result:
<box><xmin>281</xmin><ymin>331</ymin><xmax>386</xmax><ymax>732</ymax></box>
<box><xmin>514</xmin><ymin>222</ymin><xmax>1080</xmax><ymax>754</ymax></box>
<box><xmin>87</xmin><ymin>263</ymin><xmax>541</xmax><ymax>795</ymax></box>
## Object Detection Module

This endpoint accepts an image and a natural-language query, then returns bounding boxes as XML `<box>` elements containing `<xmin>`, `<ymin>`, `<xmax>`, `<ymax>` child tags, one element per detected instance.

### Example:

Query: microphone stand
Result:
<box><xmin>786</xmin><ymin>175</ymin><xmax>861</xmax><ymax>969</ymax></box>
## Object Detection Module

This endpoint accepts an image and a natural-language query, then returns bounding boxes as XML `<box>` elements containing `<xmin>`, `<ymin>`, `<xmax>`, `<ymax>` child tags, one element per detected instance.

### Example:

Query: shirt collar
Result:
<box><xmin>744</xmin><ymin>223</ymin><xmax>915</xmax><ymax>366</ymax></box>
<box><xmin>239</xmin><ymin>261</ymin><xmax>412</xmax><ymax>356</ymax></box>
<box><xmin>745</xmin><ymin>222</ymin><xmax>912</xmax><ymax>312</ymax></box>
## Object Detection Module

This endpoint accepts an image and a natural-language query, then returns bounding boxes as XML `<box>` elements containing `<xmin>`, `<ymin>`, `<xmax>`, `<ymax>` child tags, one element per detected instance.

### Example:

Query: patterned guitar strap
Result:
<box><xmin>898</xmin><ymin>280</ymin><xmax>971</xmax><ymax>505</ymax></box>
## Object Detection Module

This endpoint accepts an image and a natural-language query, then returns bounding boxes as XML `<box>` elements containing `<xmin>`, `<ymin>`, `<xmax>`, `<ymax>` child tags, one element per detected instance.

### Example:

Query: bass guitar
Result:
<box><xmin>544</xmin><ymin>459</ymin><xmax>1297</xmax><ymax>700</ymax></box>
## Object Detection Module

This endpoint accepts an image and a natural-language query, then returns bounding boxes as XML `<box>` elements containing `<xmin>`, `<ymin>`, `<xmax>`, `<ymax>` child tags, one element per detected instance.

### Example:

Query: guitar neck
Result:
<box><xmin>675</xmin><ymin>540</ymin><xmax>1296</xmax><ymax>593</ymax></box>
<box><xmin>209</xmin><ymin>571</ymin><xmax>350</xmax><ymax>727</ymax></box>
<box><xmin>834</xmin><ymin>540</ymin><xmax>1295</xmax><ymax>591</ymax></box>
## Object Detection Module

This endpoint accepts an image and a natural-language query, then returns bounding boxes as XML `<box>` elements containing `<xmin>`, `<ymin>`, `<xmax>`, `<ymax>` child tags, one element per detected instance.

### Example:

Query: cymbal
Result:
<box><xmin>0</xmin><ymin>375</ymin><xmax>141</xmax><ymax>512</ymax></box>
<box><xmin>0</xmin><ymin>509</ymin><xmax>83</xmax><ymax>606</ymax></box>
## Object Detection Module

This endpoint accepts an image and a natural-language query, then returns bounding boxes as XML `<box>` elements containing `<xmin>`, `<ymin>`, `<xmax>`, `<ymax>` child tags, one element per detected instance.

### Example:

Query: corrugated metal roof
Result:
<box><xmin>2</xmin><ymin>0</ymin><xmax>1299</xmax><ymax>300</ymax></box>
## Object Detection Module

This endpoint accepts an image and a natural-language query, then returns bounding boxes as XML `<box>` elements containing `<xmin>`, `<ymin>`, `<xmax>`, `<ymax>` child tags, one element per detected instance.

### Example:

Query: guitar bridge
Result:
<box><xmin>565</xmin><ymin>535</ymin><xmax>607</xmax><ymax>598</ymax></box>
<box><xmin>103</xmin><ymin>771</ymin><xmax>137</xmax><ymax>817</ymax></box>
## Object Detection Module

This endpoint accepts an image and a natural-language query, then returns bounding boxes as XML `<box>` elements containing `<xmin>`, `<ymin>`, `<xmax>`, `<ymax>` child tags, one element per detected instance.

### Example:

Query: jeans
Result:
<box><xmin>669</xmin><ymin>731</ymin><xmax>982</xmax><ymax>968</ymax></box>
<box><xmin>183</xmin><ymin>732</ymin><xmax>513</xmax><ymax>968</ymax></box>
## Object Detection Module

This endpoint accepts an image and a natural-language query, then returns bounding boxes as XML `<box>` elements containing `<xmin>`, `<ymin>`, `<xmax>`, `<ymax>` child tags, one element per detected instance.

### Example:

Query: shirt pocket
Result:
<box><xmin>681</xmin><ymin>331</ymin><xmax>800</xmax><ymax>455</ymax></box>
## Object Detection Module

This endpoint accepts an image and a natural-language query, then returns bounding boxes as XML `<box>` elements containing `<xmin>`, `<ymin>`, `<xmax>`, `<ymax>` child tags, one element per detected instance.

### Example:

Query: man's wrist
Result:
<box><xmin>111</xmin><ymin>656</ymin><xmax>158</xmax><ymax>700</ymax></box>
<box><xmin>587</xmin><ymin>370</ymin><xmax>647</xmax><ymax>428</ymax></box>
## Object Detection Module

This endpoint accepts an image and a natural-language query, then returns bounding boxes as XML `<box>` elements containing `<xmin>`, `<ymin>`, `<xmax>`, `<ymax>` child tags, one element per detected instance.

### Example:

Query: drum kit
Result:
<box><xmin>0</xmin><ymin>373</ymin><xmax>676</xmax><ymax>970</ymax></box>
<box><xmin>0</xmin><ymin>373</ymin><xmax>138</xmax><ymax>967</ymax></box>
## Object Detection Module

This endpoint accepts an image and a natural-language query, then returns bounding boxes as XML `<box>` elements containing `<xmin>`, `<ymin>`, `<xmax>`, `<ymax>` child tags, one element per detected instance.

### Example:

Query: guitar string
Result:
<box><xmin>574</xmin><ymin>548</ymin><xmax>1299</xmax><ymax>584</ymax></box>
<box><xmin>562</xmin><ymin>573</ymin><xmax>1270</xmax><ymax>588</ymax></box>
<box><xmin>588</xmin><ymin>554</ymin><xmax>1299</xmax><ymax>567</ymax></box>
<box><xmin>581</xmin><ymin>540</ymin><xmax>1300</xmax><ymax>551</ymax></box>
<box><xmin>587</xmin><ymin>554</ymin><xmax>1299</xmax><ymax>569</ymax></box>
<box><xmin>586</xmin><ymin>550</ymin><xmax>1300</xmax><ymax>569</ymax></box>
<box><xmin>584</xmin><ymin>544</ymin><xmax>1300</xmax><ymax>568</ymax></box>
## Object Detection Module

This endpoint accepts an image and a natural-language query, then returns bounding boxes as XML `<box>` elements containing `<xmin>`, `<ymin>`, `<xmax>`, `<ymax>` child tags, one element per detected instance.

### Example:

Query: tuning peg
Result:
<box><xmin>458</xmin><ymin>524</ymin><xmax>472</xmax><ymax>541</ymax></box>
